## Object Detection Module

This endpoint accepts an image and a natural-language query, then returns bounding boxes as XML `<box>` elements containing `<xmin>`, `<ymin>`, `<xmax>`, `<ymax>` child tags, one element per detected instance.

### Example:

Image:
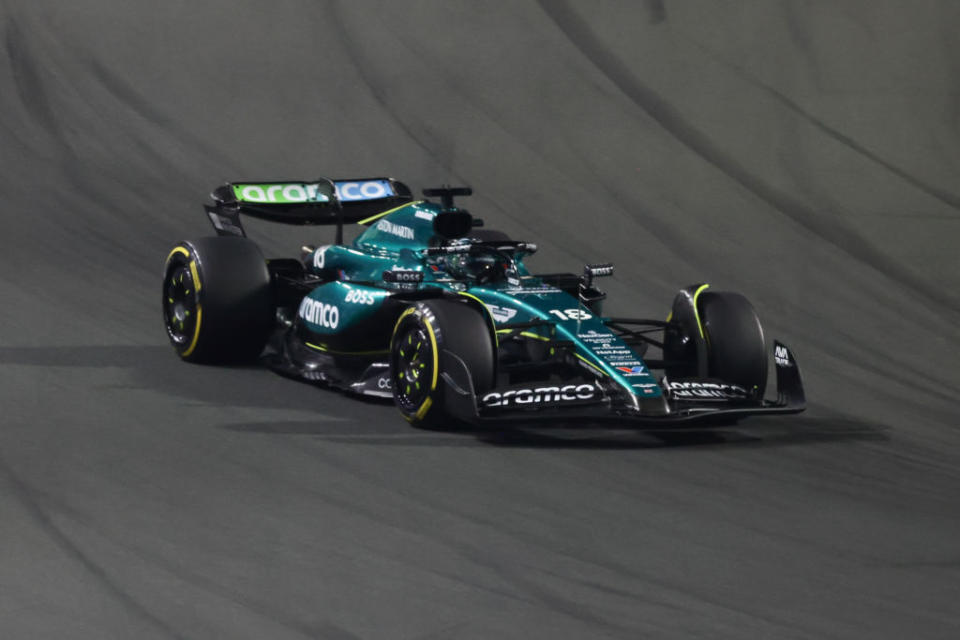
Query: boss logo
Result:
<box><xmin>344</xmin><ymin>289</ymin><xmax>378</xmax><ymax>305</ymax></box>
<box><xmin>383</xmin><ymin>270</ymin><xmax>423</xmax><ymax>284</ymax></box>
<box><xmin>481</xmin><ymin>384</ymin><xmax>595</xmax><ymax>408</ymax></box>
<box><xmin>298</xmin><ymin>298</ymin><xmax>340</xmax><ymax>329</ymax></box>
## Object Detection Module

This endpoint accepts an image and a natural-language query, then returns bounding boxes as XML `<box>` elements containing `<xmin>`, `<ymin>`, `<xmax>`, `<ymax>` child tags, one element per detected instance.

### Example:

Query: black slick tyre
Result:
<box><xmin>389</xmin><ymin>300</ymin><xmax>495</xmax><ymax>429</ymax></box>
<box><xmin>162</xmin><ymin>236</ymin><xmax>273</xmax><ymax>363</ymax></box>
<box><xmin>698</xmin><ymin>291</ymin><xmax>768</xmax><ymax>396</ymax></box>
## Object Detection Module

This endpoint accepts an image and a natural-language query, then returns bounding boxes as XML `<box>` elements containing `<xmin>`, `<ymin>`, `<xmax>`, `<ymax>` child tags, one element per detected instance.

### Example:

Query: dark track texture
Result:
<box><xmin>2</xmin><ymin>2</ymin><xmax>959</xmax><ymax>638</ymax></box>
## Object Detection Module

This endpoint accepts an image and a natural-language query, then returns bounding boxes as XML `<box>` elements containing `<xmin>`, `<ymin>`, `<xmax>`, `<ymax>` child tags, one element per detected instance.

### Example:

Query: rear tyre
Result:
<box><xmin>162</xmin><ymin>237</ymin><xmax>273</xmax><ymax>363</ymax></box>
<box><xmin>390</xmin><ymin>300</ymin><xmax>495</xmax><ymax>429</ymax></box>
<box><xmin>698</xmin><ymin>291</ymin><xmax>767</xmax><ymax>395</ymax></box>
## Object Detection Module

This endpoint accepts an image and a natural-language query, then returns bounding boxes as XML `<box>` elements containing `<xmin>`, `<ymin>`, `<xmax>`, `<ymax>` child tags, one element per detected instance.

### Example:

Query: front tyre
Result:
<box><xmin>698</xmin><ymin>291</ymin><xmax>768</xmax><ymax>395</ymax></box>
<box><xmin>162</xmin><ymin>237</ymin><xmax>273</xmax><ymax>363</ymax></box>
<box><xmin>390</xmin><ymin>300</ymin><xmax>495</xmax><ymax>429</ymax></box>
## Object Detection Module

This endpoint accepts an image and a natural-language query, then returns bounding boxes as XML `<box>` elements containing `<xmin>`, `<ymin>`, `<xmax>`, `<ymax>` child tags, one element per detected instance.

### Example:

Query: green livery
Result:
<box><xmin>164</xmin><ymin>179</ymin><xmax>805</xmax><ymax>428</ymax></box>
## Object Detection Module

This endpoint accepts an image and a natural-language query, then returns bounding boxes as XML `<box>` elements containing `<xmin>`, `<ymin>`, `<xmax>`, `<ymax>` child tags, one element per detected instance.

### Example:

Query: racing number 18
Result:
<box><xmin>548</xmin><ymin>308</ymin><xmax>592</xmax><ymax>321</ymax></box>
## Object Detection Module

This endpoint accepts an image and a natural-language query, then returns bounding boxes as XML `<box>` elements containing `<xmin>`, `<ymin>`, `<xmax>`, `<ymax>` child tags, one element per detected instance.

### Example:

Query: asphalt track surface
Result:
<box><xmin>1</xmin><ymin>2</ymin><xmax>959</xmax><ymax>638</ymax></box>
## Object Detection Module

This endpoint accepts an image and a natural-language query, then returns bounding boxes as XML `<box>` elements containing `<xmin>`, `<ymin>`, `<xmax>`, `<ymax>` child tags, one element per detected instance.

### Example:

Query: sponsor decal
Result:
<box><xmin>312</xmin><ymin>245</ymin><xmax>331</xmax><ymax>269</ymax></box>
<box><xmin>486</xmin><ymin>304</ymin><xmax>518</xmax><ymax>323</ymax></box>
<box><xmin>377</xmin><ymin>377</ymin><xmax>392</xmax><ymax>390</ymax></box>
<box><xmin>344</xmin><ymin>288</ymin><xmax>378</xmax><ymax>305</ymax></box>
<box><xmin>668</xmin><ymin>381</ymin><xmax>748</xmax><ymax>400</ymax></box>
<box><xmin>595</xmin><ymin>348</ymin><xmax>636</xmax><ymax>357</ymax></box>
<box><xmin>616</xmin><ymin>365</ymin><xmax>647</xmax><ymax>376</ymax></box>
<box><xmin>298</xmin><ymin>298</ymin><xmax>340</xmax><ymax>329</ymax></box>
<box><xmin>578</xmin><ymin>330</ymin><xmax>614</xmax><ymax>343</ymax></box>
<box><xmin>376</xmin><ymin>219</ymin><xmax>415</xmax><ymax>240</ymax></box>
<box><xmin>481</xmin><ymin>384</ymin><xmax>596</xmax><ymax>408</ymax></box>
<box><xmin>233</xmin><ymin>183</ymin><xmax>329</xmax><ymax>204</ymax></box>
<box><xmin>334</xmin><ymin>179</ymin><xmax>394</xmax><ymax>201</ymax></box>
<box><xmin>414</xmin><ymin>210</ymin><xmax>436</xmax><ymax>221</ymax></box>
<box><xmin>383</xmin><ymin>269</ymin><xmax>423</xmax><ymax>284</ymax></box>
<box><xmin>584</xmin><ymin>263</ymin><xmax>614</xmax><ymax>278</ymax></box>
<box><xmin>633</xmin><ymin>382</ymin><xmax>659</xmax><ymax>395</ymax></box>
<box><xmin>775</xmin><ymin>344</ymin><xmax>791</xmax><ymax>367</ymax></box>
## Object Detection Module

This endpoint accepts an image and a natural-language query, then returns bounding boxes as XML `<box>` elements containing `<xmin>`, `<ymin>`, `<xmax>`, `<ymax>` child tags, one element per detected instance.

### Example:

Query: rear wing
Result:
<box><xmin>204</xmin><ymin>177</ymin><xmax>413</xmax><ymax>243</ymax></box>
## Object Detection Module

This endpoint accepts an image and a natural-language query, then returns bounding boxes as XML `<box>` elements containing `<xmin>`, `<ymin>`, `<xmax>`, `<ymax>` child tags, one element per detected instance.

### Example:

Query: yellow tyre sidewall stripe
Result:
<box><xmin>166</xmin><ymin>245</ymin><xmax>203</xmax><ymax>358</ymax></box>
<box><xmin>392</xmin><ymin>305</ymin><xmax>440</xmax><ymax>421</ymax></box>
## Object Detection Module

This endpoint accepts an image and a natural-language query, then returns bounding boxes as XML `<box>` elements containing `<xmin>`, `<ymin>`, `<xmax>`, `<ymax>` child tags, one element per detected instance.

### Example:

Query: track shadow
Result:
<box><xmin>0</xmin><ymin>345</ymin><xmax>888</xmax><ymax>450</ymax></box>
<box><xmin>0</xmin><ymin>344</ymin><xmax>371</xmax><ymax>415</ymax></box>
<box><xmin>471</xmin><ymin>415</ymin><xmax>887</xmax><ymax>450</ymax></box>
<box><xmin>218</xmin><ymin>413</ymin><xmax>888</xmax><ymax>450</ymax></box>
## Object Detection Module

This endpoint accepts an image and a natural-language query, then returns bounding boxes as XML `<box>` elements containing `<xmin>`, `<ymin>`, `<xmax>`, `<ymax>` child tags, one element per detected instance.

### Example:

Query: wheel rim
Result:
<box><xmin>163</xmin><ymin>263</ymin><xmax>198</xmax><ymax>347</ymax></box>
<box><xmin>393</xmin><ymin>323</ymin><xmax>434</xmax><ymax>413</ymax></box>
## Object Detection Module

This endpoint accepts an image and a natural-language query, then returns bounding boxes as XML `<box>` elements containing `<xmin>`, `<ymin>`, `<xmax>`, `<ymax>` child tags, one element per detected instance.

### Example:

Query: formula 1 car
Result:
<box><xmin>162</xmin><ymin>177</ymin><xmax>805</xmax><ymax>428</ymax></box>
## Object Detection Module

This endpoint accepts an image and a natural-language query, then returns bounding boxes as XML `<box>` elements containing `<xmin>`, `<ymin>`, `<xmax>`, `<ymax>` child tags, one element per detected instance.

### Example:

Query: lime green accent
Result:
<box><xmin>497</xmin><ymin>330</ymin><xmax>549</xmax><ymax>342</ymax></box>
<box><xmin>357</xmin><ymin>201</ymin><xmax>422</xmax><ymax>225</ymax></box>
<box><xmin>692</xmin><ymin>283</ymin><xmax>710</xmax><ymax>340</ymax></box>
<box><xmin>304</xmin><ymin>342</ymin><xmax>389</xmax><ymax>356</ymax></box>
<box><xmin>232</xmin><ymin>183</ymin><xmax>330</xmax><ymax>204</ymax></box>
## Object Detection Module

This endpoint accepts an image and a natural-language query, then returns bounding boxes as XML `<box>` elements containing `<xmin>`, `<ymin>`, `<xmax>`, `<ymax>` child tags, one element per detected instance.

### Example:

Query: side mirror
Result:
<box><xmin>433</xmin><ymin>209</ymin><xmax>473</xmax><ymax>239</ymax></box>
<box><xmin>580</xmin><ymin>263</ymin><xmax>614</xmax><ymax>305</ymax></box>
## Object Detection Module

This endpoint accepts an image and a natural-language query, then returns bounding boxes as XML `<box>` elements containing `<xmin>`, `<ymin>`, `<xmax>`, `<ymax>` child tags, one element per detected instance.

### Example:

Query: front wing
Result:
<box><xmin>439</xmin><ymin>341</ymin><xmax>806</xmax><ymax>428</ymax></box>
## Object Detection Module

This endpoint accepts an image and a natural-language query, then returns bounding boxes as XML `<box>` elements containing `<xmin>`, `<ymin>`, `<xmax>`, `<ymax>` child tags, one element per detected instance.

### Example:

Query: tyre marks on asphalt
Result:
<box><xmin>537</xmin><ymin>0</ymin><xmax>960</xmax><ymax>318</ymax></box>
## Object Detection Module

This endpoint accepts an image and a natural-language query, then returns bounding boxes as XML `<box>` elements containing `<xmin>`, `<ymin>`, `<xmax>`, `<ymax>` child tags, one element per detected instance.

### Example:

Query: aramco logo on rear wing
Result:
<box><xmin>232</xmin><ymin>179</ymin><xmax>395</xmax><ymax>204</ymax></box>
<box><xmin>233</xmin><ymin>183</ymin><xmax>329</xmax><ymax>204</ymax></box>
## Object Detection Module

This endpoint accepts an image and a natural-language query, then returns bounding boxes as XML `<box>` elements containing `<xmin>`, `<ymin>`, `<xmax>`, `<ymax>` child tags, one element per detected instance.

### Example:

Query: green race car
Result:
<box><xmin>162</xmin><ymin>177</ymin><xmax>805</xmax><ymax>428</ymax></box>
